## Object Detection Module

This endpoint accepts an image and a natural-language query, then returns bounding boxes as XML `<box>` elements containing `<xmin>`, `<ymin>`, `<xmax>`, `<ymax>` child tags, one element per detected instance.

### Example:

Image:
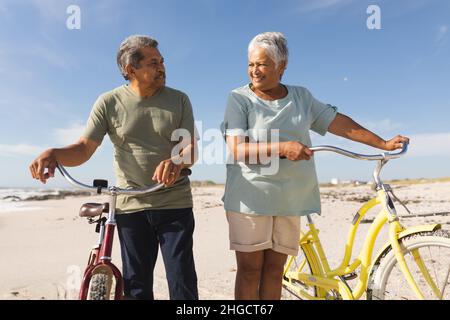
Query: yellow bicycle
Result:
<box><xmin>282</xmin><ymin>142</ymin><xmax>450</xmax><ymax>300</ymax></box>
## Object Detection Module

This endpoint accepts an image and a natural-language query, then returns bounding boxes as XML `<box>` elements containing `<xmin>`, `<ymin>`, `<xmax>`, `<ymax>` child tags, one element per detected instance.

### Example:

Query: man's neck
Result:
<box><xmin>129</xmin><ymin>81</ymin><xmax>162</xmax><ymax>98</ymax></box>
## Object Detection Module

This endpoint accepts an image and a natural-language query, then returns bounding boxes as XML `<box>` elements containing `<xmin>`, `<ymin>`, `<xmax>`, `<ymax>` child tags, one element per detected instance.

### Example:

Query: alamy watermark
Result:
<box><xmin>367</xmin><ymin>5</ymin><xmax>381</xmax><ymax>30</ymax></box>
<box><xmin>66</xmin><ymin>5</ymin><xmax>81</xmax><ymax>30</ymax></box>
<box><xmin>64</xmin><ymin>6</ymin><xmax>381</xmax><ymax>33</ymax></box>
<box><xmin>171</xmin><ymin>122</ymin><xmax>282</xmax><ymax>175</ymax></box>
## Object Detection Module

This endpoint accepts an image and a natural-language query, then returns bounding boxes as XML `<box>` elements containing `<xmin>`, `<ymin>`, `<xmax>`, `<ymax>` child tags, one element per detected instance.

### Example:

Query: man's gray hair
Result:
<box><xmin>248</xmin><ymin>32</ymin><xmax>289</xmax><ymax>68</ymax></box>
<box><xmin>117</xmin><ymin>35</ymin><xmax>159</xmax><ymax>80</ymax></box>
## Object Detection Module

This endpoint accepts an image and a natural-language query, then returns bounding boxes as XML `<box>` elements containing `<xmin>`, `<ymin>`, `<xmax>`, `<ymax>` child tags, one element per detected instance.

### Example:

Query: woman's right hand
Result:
<box><xmin>29</xmin><ymin>149</ymin><xmax>57</xmax><ymax>184</ymax></box>
<box><xmin>280</xmin><ymin>141</ymin><xmax>313</xmax><ymax>161</ymax></box>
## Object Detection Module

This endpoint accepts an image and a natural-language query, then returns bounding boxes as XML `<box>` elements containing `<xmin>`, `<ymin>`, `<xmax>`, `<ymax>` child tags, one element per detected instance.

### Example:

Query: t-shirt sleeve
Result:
<box><xmin>82</xmin><ymin>96</ymin><xmax>108</xmax><ymax>145</ymax></box>
<box><xmin>221</xmin><ymin>92</ymin><xmax>248</xmax><ymax>137</ymax></box>
<box><xmin>309</xmin><ymin>93</ymin><xmax>338</xmax><ymax>136</ymax></box>
<box><xmin>180</xmin><ymin>94</ymin><xmax>199</xmax><ymax>141</ymax></box>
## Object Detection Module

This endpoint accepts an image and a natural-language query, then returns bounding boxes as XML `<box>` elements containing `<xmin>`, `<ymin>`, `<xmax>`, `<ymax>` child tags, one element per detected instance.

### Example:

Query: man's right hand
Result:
<box><xmin>29</xmin><ymin>149</ymin><xmax>58</xmax><ymax>184</ymax></box>
<box><xmin>29</xmin><ymin>138</ymin><xmax>99</xmax><ymax>184</ymax></box>
<box><xmin>280</xmin><ymin>141</ymin><xmax>313</xmax><ymax>161</ymax></box>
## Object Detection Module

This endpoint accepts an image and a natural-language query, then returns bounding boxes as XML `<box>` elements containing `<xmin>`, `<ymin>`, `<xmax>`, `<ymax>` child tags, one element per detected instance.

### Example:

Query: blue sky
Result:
<box><xmin>0</xmin><ymin>0</ymin><xmax>449</xmax><ymax>188</ymax></box>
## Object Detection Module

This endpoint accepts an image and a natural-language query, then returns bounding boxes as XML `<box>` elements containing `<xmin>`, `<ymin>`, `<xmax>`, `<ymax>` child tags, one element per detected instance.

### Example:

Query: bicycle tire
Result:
<box><xmin>87</xmin><ymin>272</ymin><xmax>113</xmax><ymax>300</ymax></box>
<box><xmin>368</xmin><ymin>230</ymin><xmax>450</xmax><ymax>300</ymax></box>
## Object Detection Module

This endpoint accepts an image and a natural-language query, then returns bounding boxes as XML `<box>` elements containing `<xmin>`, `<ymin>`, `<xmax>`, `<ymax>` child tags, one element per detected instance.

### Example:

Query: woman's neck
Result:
<box><xmin>250</xmin><ymin>83</ymin><xmax>287</xmax><ymax>101</ymax></box>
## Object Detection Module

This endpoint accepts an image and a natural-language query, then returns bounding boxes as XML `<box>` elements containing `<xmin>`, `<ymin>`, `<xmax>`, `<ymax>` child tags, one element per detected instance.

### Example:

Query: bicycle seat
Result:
<box><xmin>79</xmin><ymin>203</ymin><xmax>110</xmax><ymax>218</ymax></box>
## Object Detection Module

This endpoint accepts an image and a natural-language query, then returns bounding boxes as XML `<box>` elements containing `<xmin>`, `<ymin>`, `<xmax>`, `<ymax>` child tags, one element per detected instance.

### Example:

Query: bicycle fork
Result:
<box><xmin>389</xmin><ymin>221</ymin><xmax>444</xmax><ymax>299</ymax></box>
<box><xmin>388</xmin><ymin>221</ymin><xmax>424</xmax><ymax>299</ymax></box>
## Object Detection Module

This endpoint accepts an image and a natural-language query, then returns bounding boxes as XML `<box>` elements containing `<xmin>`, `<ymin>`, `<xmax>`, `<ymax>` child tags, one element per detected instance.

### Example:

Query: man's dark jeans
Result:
<box><xmin>116</xmin><ymin>208</ymin><xmax>198</xmax><ymax>300</ymax></box>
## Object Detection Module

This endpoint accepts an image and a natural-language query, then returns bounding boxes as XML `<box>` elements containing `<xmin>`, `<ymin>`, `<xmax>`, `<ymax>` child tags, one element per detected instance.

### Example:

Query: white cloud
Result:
<box><xmin>433</xmin><ymin>25</ymin><xmax>448</xmax><ymax>55</ymax></box>
<box><xmin>297</xmin><ymin>0</ymin><xmax>356</xmax><ymax>13</ymax></box>
<box><xmin>0</xmin><ymin>40</ymin><xmax>71</xmax><ymax>72</ymax></box>
<box><xmin>407</xmin><ymin>132</ymin><xmax>450</xmax><ymax>157</ymax></box>
<box><xmin>0</xmin><ymin>144</ymin><xmax>43</xmax><ymax>156</ymax></box>
<box><xmin>29</xmin><ymin>0</ymin><xmax>69</xmax><ymax>23</ymax></box>
<box><xmin>0</xmin><ymin>3</ymin><xmax>8</xmax><ymax>15</ymax></box>
<box><xmin>436</xmin><ymin>25</ymin><xmax>448</xmax><ymax>44</ymax></box>
<box><xmin>363</xmin><ymin>118</ymin><xmax>403</xmax><ymax>134</ymax></box>
<box><xmin>0</xmin><ymin>0</ymin><xmax>64</xmax><ymax>21</ymax></box>
<box><xmin>53</xmin><ymin>123</ymin><xmax>85</xmax><ymax>145</ymax></box>
<box><xmin>30</xmin><ymin>44</ymin><xmax>71</xmax><ymax>69</ymax></box>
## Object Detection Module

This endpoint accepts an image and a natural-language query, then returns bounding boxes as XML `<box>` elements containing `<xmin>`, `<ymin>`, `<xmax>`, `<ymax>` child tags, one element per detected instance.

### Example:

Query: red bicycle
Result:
<box><xmin>56</xmin><ymin>163</ymin><xmax>191</xmax><ymax>300</ymax></box>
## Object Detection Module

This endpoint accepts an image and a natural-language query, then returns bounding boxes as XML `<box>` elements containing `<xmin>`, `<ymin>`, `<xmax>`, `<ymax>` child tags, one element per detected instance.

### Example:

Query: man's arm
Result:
<box><xmin>29</xmin><ymin>137</ymin><xmax>99</xmax><ymax>184</ymax></box>
<box><xmin>328</xmin><ymin>113</ymin><xmax>409</xmax><ymax>151</ymax></box>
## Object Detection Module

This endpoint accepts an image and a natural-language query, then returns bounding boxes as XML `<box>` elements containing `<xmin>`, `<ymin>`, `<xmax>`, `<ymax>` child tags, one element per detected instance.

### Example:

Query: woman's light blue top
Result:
<box><xmin>221</xmin><ymin>84</ymin><xmax>337</xmax><ymax>216</ymax></box>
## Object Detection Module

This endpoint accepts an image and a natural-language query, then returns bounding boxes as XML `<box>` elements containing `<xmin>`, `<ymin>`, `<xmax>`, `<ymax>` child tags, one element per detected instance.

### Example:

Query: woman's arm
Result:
<box><xmin>225</xmin><ymin>135</ymin><xmax>313</xmax><ymax>163</ymax></box>
<box><xmin>328</xmin><ymin>113</ymin><xmax>409</xmax><ymax>151</ymax></box>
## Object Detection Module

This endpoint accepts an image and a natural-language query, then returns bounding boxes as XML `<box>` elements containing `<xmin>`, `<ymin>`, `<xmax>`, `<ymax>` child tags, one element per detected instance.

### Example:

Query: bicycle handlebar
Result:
<box><xmin>280</xmin><ymin>142</ymin><xmax>408</xmax><ymax>161</ymax></box>
<box><xmin>56</xmin><ymin>163</ymin><xmax>192</xmax><ymax>196</ymax></box>
<box><xmin>309</xmin><ymin>141</ymin><xmax>409</xmax><ymax>161</ymax></box>
<box><xmin>280</xmin><ymin>142</ymin><xmax>408</xmax><ymax>187</ymax></box>
<box><xmin>57</xmin><ymin>143</ymin><xmax>407</xmax><ymax>194</ymax></box>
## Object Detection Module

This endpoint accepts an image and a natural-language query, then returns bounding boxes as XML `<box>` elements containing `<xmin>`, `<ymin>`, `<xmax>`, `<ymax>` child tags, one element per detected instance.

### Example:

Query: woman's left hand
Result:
<box><xmin>384</xmin><ymin>135</ymin><xmax>410</xmax><ymax>151</ymax></box>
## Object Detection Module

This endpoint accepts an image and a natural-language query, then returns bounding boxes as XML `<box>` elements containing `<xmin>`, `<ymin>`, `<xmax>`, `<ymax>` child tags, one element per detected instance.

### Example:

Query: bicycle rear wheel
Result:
<box><xmin>369</xmin><ymin>230</ymin><xmax>450</xmax><ymax>300</ymax></box>
<box><xmin>282</xmin><ymin>246</ymin><xmax>319</xmax><ymax>299</ymax></box>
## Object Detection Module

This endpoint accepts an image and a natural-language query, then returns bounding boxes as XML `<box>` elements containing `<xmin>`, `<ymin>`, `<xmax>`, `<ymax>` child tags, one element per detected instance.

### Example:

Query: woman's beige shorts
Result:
<box><xmin>226</xmin><ymin>211</ymin><xmax>300</xmax><ymax>256</ymax></box>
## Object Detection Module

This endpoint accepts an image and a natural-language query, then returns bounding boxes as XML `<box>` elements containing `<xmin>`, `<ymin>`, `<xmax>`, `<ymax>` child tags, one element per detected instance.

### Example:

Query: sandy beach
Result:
<box><xmin>1</xmin><ymin>182</ymin><xmax>450</xmax><ymax>300</ymax></box>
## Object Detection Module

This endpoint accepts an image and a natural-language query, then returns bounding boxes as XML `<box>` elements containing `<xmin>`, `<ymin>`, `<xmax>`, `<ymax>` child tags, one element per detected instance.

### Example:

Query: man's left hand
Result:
<box><xmin>152</xmin><ymin>158</ymin><xmax>183</xmax><ymax>186</ymax></box>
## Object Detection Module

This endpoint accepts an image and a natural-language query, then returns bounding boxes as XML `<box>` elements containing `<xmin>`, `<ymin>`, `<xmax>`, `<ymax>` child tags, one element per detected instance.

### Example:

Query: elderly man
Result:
<box><xmin>29</xmin><ymin>35</ymin><xmax>198</xmax><ymax>300</ymax></box>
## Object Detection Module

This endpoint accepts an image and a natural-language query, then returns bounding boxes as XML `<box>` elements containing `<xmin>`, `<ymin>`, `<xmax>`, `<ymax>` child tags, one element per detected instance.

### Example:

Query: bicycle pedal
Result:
<box><xmin>342</xmin><ymin>272</ymin><xmax>357</xmax><ymax>280</ymax></box>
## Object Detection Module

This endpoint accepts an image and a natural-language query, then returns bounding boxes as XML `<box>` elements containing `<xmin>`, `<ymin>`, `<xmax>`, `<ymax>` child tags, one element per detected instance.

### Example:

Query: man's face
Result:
<box><xmin>131</xmin><ymin>46</ymin><xmax>166</xmax><ymax>89</ymax></box>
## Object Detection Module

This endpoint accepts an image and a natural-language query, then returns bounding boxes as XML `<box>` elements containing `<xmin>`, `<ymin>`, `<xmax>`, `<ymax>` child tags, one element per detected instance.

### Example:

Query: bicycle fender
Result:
<box><xmin>91</xmin><ymin>264</ymin><xmax>114</xmax><ymax>277</ymax></box>
<box><xmin>369</xmin><ymin>223</ymin><xmax>442</xmax><ymax>275</ymax></box>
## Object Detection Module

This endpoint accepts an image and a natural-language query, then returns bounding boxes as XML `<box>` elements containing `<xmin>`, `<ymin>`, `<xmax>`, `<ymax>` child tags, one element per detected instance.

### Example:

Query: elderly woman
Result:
<box><xmin>221</xmin><ymin>32</ymin><xmax>409</xmax><ymax>300</ymax></box>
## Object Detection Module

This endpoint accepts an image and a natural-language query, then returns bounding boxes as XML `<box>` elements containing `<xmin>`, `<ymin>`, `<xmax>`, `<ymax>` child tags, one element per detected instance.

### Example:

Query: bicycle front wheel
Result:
<box><xmin>87</xmin><ymin>271</ymin><xmax>114</xmax><ymax>300</ymax></box>
<box><xmin>369</xmin><ymin>230</ymin><xmax>450</xmax><ymax>300</ymax></box>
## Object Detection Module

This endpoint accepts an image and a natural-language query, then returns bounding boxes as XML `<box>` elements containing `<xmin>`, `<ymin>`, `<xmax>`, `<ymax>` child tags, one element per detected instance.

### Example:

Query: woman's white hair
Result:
<box><xmin>116</xmin><ymin>35</ymin><xmax>159</xmax><ymax>80</ymax></box>
<box><xmin>248</xmin><ymin>32</ymin><xmax>289</xmax><ymax>68</ymax></box>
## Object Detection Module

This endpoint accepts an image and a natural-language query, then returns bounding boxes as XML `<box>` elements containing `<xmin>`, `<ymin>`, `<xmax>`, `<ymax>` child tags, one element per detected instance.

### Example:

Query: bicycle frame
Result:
<box><xmin>283</xmin><ymin>143</ymin><xmax>443</xmax><ymax>300</ymax></box>
<box><xmin>284</xmin><ymin>188</ymin><xmax>442</xmax><ymax>300</ymax></box>
<box><xmin>56</xmin><ymin>164</ymin><xmax>191</xmax><ymax>300</ymax></box>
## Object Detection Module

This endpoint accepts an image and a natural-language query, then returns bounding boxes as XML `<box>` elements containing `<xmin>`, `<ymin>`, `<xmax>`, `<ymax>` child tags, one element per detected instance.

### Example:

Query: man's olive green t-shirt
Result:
<box><xmin>83</xmin><ymin>85</ymin><xmax>195</xmax><ymax>214</ymax></box>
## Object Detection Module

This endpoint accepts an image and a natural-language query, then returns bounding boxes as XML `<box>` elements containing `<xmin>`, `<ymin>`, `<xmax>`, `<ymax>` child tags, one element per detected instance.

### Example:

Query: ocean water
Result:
<box><xmin>0</xmin><ymin>188</ymin><xmax>91</xmax><ymax>212</ymax></box>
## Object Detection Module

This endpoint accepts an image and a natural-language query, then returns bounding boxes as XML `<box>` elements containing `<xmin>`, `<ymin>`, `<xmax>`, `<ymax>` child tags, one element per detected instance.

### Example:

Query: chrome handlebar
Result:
<box><xmin>309</xmin><ymin>141</ymin><xmax>408</xmax><ymax>161</ymax></box>
<box><xmin>56</xmin><ymin>143</ymin><xmax>407</xmax><ymax>194</ymax></box>
<box><xmin>310</xmin><ymin>142</ymin><xmax>409</xmax><ymax>188</ymax></box>
<box><xmin>56</xmin><ymin>164</ymin><xmax>191</xmax><ymax>196</ymax></box>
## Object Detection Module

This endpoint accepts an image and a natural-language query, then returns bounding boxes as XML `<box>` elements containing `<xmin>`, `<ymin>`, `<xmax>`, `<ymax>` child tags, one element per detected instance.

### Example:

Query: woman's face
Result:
<box><xmin>248</xmin><ymin>46</ymin><xmax>285</xmax><ymax>91</ymax></box>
